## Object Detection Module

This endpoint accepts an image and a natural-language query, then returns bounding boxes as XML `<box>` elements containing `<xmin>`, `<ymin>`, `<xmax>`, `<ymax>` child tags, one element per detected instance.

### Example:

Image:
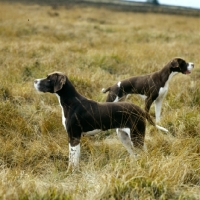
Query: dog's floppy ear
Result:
<box><xmin>54</xmin><ymin>73</ymin><xmax>66</xmax><ymax>92</ymax></box>
<box><xmin>170</xmin><ymin>58</ymin><xmax>179</xmax><ymax>68</ymax></box>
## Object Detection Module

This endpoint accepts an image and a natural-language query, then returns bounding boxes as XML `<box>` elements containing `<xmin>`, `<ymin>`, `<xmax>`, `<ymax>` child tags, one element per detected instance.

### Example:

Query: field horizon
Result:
<box><xmin>0</xmin><ymin>1</ymin><xmax>200</xmax><ymax>199</ymax></box>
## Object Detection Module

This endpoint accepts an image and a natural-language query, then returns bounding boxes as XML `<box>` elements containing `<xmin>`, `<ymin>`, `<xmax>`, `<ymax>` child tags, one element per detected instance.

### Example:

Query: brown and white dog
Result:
<box><xmin>102</xmin><ymin>58</ymin><xmax>194</xmax><ymax>123</ymax></box>
<box><xmin>34</xmin><ymin>72</ymin><xmax>168</xmax><ymax>171</ymax></box>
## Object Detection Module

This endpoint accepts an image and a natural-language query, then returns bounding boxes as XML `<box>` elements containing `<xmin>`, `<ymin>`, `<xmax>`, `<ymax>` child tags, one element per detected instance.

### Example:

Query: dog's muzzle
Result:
<box><xmin>34</xmin><ymin>79</ymin><xmax>41</xmax><ymax>91</ymax></box>
<box><xmin>185</xmin><ymin>62</ymin><xmax>194</xmax><ymax>74</ymax></box>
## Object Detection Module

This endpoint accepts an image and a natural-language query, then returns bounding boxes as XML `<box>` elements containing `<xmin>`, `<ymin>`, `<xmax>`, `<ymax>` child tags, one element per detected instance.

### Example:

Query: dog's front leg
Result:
<box><xmin>155</xmin><ymin>88</ymin><xmax>168</xmax><ymax>123</ymax></box>
<box><xmin>67</xmin><ymin>140</ymin><xmax>81</xmax><ymax>172</ymax></box>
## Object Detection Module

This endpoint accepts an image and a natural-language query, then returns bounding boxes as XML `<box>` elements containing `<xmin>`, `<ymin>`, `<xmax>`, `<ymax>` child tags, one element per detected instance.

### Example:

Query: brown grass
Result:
<box><xmin>0</xmin><ymin>1</ymin><xmax>200</xmax><ymax>199</ymax></box>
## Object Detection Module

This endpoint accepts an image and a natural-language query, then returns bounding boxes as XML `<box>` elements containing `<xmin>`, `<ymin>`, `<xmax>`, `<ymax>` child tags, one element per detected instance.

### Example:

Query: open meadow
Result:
<box><xmin>0</xmin><ymin>1</ymin><xmax>200</xmax><ymax>199</ymax></box>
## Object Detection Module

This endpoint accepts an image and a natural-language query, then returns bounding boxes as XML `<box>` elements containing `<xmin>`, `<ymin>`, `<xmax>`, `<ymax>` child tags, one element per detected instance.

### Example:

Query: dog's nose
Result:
<box><xmin>34</xmin><ymin>80</ymin><xmax>38</xmax><ymax>84</ymax></box>
<box><xmin>191</xmin><ymin>63</ymin><xmax>194</xmax><ymax>68</ymax></box>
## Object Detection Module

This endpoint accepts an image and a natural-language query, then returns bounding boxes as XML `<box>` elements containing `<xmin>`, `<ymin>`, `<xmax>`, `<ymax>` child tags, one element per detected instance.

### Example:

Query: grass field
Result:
<box><xmin>0</xmin><ymin>1</ymin><xmax>200</xmax><ymax>199</ymax></box>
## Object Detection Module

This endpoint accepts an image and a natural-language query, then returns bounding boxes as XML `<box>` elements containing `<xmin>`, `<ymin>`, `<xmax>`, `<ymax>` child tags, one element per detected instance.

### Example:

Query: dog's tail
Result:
<box><xmin>145</xmin><ymin>112</ymin><xmax>168</xmax><ymax>133</ymax></box>
<box><xmin>102</xmin><ymin>87</ymin><xmax>110</xmax><ymax>93</ymax></box>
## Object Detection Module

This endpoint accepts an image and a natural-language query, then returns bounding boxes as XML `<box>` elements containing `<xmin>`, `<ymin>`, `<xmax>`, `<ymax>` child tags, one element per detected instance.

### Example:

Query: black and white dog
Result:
<box><xmin>102</xmin><ymin>58</ymin><xmax>194</xmax><ymax>122</ymax></box>
<box><xmin>34</xmin><ymin>72</ymin><xmax>168</xmax><ymax>170</ymax></box>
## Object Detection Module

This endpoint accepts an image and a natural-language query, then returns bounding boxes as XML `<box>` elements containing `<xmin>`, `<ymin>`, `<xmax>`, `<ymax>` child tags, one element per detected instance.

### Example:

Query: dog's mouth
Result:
<box><xmin>184</xmin><ymin>70</ymin><xmax>191</xmax><ymax>74</ymax></box>
<box><xmin>34</xmin><ymin>85</ymin><xmax>51</xmax><ymax>93</ymax></box>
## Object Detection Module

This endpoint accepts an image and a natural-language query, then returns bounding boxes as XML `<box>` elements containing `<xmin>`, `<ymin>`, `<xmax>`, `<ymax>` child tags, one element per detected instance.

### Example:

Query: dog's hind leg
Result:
<box><xmin>145</xmin><ymin>97</ymin><xmax>153</xmax><ymax>113</ymax></box>
<box><xmin>116</xmin><ymin>128</ymin><xmax>135</xmax><ymax>156</ymax></box>
<box><xmin>129</xmin><ymin>123</ymin><xmax>146</xmax><ymax>154</ymax></box>
<box><xmin>104</xmin><ymin>82</ymin><xmax>125</xmax><ymax>102</ymax></box>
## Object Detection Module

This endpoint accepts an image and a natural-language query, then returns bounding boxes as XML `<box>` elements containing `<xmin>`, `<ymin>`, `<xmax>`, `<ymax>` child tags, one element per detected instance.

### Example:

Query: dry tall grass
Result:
<box><xmin>0</xmin><ymin>1</ymin><xmax>200</xmax><ymax>199</ymax></box>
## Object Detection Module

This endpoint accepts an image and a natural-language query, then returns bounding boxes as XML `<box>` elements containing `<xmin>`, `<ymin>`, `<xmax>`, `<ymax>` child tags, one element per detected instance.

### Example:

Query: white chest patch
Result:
<box><xmin>56</xmin><ymin>94</ymin><xmax>67</xmax><ymax>130</ymax></box>
<box><xmin>158</xmin><ymin>72</ymin><xmax>177</xmax><ymax>99</ymax></box>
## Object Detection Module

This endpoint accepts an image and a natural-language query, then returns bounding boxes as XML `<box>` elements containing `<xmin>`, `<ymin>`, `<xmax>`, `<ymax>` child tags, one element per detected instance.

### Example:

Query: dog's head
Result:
<box><xmin>34</xmin><ymin>72</ymin><xmax>66</xmax><ymax>93</ymax></box>
<box><xmin>170</xmin><ymin>58</ymin><xmax>194</xmax><ymax>74</ymax></box>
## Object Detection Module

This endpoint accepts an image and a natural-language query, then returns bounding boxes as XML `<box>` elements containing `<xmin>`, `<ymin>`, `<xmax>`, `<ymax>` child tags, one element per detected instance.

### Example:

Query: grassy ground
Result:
<box><xmin>0</xmin><ymin>1</ymin><xmax>200</xmax><ymax>199</ymax></box>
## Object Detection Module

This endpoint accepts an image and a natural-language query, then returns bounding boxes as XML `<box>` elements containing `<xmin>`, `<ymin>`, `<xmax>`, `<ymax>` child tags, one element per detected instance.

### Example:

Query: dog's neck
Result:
<box><xmin>158</xmin><ymin>62</ymin><xmax>178</xmax><ymax>86</ymax></box>
<box><xmin>56</xmin><ymin>77</ymin><xmax>86</xmax><ymax>108</ymax></box>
